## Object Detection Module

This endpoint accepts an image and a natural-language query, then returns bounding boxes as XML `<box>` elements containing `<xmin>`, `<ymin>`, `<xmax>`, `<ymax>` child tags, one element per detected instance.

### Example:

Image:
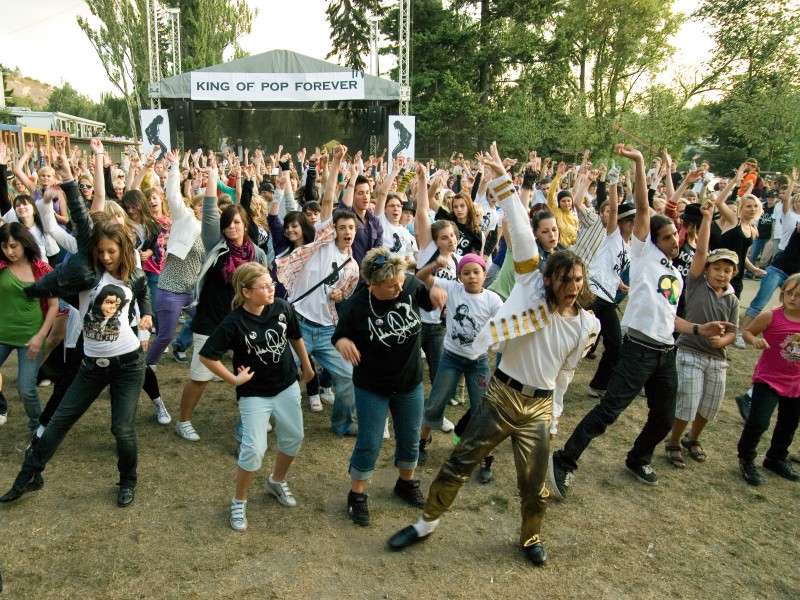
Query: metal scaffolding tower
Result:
<box><xmin>398</xmin><ymin>0</ymin><xmax>411</xmax><ymax>115</ymax></box>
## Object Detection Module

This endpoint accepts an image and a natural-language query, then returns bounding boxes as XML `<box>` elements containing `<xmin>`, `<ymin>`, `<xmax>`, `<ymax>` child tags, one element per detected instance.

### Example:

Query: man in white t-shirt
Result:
<box><xmin>550</xmin><ymin>144</ymin><xmax>730</xmax><ymax>495</ymax></box>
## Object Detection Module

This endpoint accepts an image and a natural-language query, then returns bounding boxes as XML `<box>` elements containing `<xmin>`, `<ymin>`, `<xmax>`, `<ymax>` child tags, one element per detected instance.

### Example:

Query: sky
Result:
<box><xmin>1</xmin><ymin>0</ymin><xmax>713</xmax><ymax>103</ymax></box>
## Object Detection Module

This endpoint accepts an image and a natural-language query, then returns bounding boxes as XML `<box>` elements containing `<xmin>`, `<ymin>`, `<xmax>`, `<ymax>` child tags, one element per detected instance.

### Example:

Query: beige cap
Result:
<box><xmin>706</xmin><ymin>248</ymin><xmax>739</xmax><ymax>265</ymax></box>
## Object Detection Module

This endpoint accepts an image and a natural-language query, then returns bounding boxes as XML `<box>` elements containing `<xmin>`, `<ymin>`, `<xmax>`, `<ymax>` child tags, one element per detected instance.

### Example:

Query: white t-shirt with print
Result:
<box><xmin>434</xmin><ymin>277</ymin><xmax>503</xmax><ymax>360</ymax></box>
<box><xmin>589</xmin><ymin>228</ymin><xmax>630</xmax><ymax>303</ymax></box>
<box><xmin>418</xmin><ymin>240</ymin><xmax>457</xmax><ymax>324</ymax></box>
<box><xmin>292</xmin><ymin>241</ymin><xmax>352</xmax><ymax>327</ymax></box>
<box><xmin>620</xmin><ymin>236</ymin><xmax>683</xmax><ymax>345</ymax></box>
<box><xmin>780</xmin><ymin>210</ymin><xmax>800</xmax><ymax>251</ymax></box>
<box><xmin>379</xmin><ymin>212</ymin><xmax>418</xmax><ymax>260</ymax></box>
<box><xmin>80</xmin><ymin>272</ymin><xmax>141</xmax><ymax>358</ymax></box>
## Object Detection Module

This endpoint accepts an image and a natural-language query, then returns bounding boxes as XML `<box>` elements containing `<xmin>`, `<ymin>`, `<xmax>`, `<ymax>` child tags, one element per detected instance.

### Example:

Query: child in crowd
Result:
<box><xmin>666</xmin><ymin>201</ymin><xmax>739</xmax><ymax>468</ymax></box>
<box><xmin>415</xmin><ymin>253</ymin><xmax>503</xmax><ymax>478</ymax></box>
<box><xmin>737</xmin><ymin>273</ymin><xmax>800</xmax><ymax>486</ymax></box>
<box><xmin>199</xmin><ymin>262</ymin><xmax>313</xmax><ymax>531</ymax></box>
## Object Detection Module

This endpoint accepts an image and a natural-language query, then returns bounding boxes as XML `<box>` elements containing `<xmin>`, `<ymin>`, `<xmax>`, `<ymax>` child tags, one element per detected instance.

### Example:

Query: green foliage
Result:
<box><xmin>326</xmin><ymin>0</ymin><xmax>377</xmax><ymax>73</ymax></box>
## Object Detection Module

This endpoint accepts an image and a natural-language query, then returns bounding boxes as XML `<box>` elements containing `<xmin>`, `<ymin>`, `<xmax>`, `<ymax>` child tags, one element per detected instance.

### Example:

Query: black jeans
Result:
<box><xmin>16</xmin><ymin>349</ymin><xmax>146</xmax><ymax>489</ymax></box>
<box><xmin>737</xmin><ymin>382</ymin><xmax>800</xmax><ymax>463</ymax></box>
<box><xmin>588</xmin><ymin>298</ymin><xmax>622</xmax><ymax>391</ymax></box>
<box><xmin>555</xmin><ymin>337</ymin><xmax>677</xmax><ymax>471</ymax></box>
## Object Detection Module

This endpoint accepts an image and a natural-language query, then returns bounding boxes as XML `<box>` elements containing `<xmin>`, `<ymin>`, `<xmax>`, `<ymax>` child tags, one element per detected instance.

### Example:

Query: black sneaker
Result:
<box><xmin>393</xmin><ymin>478</ymin><xmax>426</xmax><ymax>508</ymax></box>
<box><xmin>626</xmin><ymin>462</ymin><xmax>659</xmax><ymax>485</ymax></box>
<box><xmin>418</xmin><ymin>435</ymin><xmax>431</xmax><ymax>465</ymax></box>
<box><xmin>479</xmin><ymin>455</ymin><xmax>494</xmax><ymax>484</ymax></box>
<box><xmin>172</xmin><ymin>348</ymin><xmax>188</xmax><ymax>364</ymax></box>
<box><xmin>763</xmin><ymin>458</ymin><xmax>800</xmax><ymax>481</ymax></box>
<box><xmin>735</xmin><ymin>394</ymin><xmax>751</xmax><ymax>422</ymax></box>
<box><xmin>523</xmin><ymin>542</ymin><xmax>548</xmax><ymax>566</ymax></box>
<box><xmin>347</xmin><ymin>491</ymin><xmax>370</xmax><ymax>526</ymax></box>
<box><xmin>740</xmin><ymin>460</ymin><xmax>762</xmax><ymax>486</ymax></box>
<box><xmin>547</xmin><ymin>453</ymin><xmax>573</xmax><ymax>500</ymax></box>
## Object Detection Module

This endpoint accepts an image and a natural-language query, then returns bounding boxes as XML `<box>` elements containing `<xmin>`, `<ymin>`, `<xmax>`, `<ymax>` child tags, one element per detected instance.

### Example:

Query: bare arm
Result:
<box><xmin>321</xmin><ymin>145</ymin><xmax>345</xmax><ymax>222</ymax></box>
<box><xmin>89</xmin><ymin>139</ymin><xmax>107</xmax><ymax>213</ymax></box>
<box><xmin>13</xmin><ymin>142</ymin><xmax>37</xmax><ymax>193</ymax></box>
<box><xmin>414</xmin><ymin>163</ymin><xmax>433</xmax><ymax>249</ymax></box>
<box><xmin>374</xmin><ymin>157</ymin><xmax>403</xmax><ymax>216</ymax></box>
<box><xmin>616</xmin><ymin>144</ymin><xmax>648</xmax><ymax>242</ymax></box>
<box><xmin>783</xmin><ymin>167</ymin><xmax>797</xmax><ymax>215</ymax></box>
<box><xmin>690</xmin><ymin>200</ymin><xmax>715</xmax><ymax>278</ymax></box>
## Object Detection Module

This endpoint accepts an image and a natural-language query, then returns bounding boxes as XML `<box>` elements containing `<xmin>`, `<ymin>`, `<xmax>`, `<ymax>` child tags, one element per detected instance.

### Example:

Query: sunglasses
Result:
<box><xmin>79</xmin><ymin>184</ymin><xmax>93</xmax><ymax>190</ymax></box>
<box><xmin>370</xmin><ymin>253</ymin><xmax>394</xmax><ymax>276</ymax></box>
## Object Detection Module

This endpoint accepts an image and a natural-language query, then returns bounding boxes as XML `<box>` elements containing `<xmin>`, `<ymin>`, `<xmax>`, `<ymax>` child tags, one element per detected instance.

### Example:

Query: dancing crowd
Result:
<box><xmin>0</xmin><ymin>134</ymin><xmax>798</xmax><ymax>566</ymax></box>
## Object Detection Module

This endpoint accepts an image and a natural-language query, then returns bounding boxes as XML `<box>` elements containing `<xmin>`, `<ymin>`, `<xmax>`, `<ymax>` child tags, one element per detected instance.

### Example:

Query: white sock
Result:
<box><xmin>232</xmin><ymin>497</ymin><xmax>246</xmax><ymax>505</ymax></box>
<box><xmin>36</xmin><ymin>425</ymin><xmax>46</xmax><ymax>437</ymax></box>
<box><xmin>747</xmin><ymin>389</ymin><xmax>753</xmax><ymax>398</ymax></box>
<box><xmin>269</xmin><ymin>474</ymin><xmax>282</xmax><ymax>484</ymax></box>
<box><xmin>152</xmin><ymin>396</ymin><xmax>162</xmax><ymax>404</ymax></box>
<box><xmin>412</xmin><ymin>516</ymin><xmax>440</xmax><ymax>537</ymax></box>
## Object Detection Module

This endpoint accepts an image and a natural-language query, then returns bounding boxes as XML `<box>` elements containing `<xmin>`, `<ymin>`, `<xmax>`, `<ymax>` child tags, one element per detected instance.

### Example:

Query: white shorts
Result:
<box><xmin>190</xmin><ymin>333</ymin><xmax>214</xmax><ymax>381</ymax></box>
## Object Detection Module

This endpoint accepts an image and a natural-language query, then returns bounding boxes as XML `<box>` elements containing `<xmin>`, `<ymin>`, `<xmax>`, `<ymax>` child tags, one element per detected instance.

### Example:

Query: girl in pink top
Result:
<box><xmin>737</xmin><ymin>273</ymin><xmax>800</xmax><ymax>486</ymax></box>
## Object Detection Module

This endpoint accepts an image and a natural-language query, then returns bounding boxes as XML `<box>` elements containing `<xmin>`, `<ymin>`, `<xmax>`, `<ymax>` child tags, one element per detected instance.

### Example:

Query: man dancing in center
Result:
<box><xmin>387</xmin><ymin>143</ymin><xmax>600</xmax><ymax>565</ymax></box>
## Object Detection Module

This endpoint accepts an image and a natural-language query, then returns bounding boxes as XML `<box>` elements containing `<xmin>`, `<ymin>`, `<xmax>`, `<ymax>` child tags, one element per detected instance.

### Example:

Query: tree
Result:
<box><xmin>325</xmin><ymin>0</ymin><xmax>381</xmax><ymax>73</ymax></box>
<box><xmin>46</xmin><ymin>83</ymin><xmax>97</xmax><ymax>117</ymax></box>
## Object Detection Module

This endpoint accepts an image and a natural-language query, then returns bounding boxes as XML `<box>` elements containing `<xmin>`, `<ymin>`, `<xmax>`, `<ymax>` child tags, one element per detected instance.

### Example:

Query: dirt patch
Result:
<box><xmin>1</xmin><ymin>281</ymin><xmax>798</xmax><ymax>599</ymax></box>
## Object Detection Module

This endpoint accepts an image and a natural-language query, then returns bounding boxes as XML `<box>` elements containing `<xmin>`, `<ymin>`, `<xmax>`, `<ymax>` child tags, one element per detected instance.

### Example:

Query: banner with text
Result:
<box><xmin>190</xmin><ymin>72</ymin><xmax>366</xmax><ymax>102</ymax></box>
<box><xmin>388</xmin><ymin>115</ymin><xmax>415</xmax><ymax>173</ymax></box>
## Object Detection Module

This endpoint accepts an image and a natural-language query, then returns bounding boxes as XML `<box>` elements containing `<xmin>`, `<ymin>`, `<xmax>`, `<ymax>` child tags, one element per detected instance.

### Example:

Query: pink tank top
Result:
<box><xmin>753</xmin><ymin>308</ymin><xmax>800</xmax><ymax>398</ymax></box>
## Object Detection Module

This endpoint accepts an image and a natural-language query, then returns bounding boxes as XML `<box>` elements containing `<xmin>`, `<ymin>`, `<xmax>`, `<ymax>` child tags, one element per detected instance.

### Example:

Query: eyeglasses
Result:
<box><xmin>79</xmin><ymin>184</ymin><xmax>93</xmax><ymax>190</ymax></box>
<box><xmin>784</xmin><ymin>290</ymin><xmax>800</xmax><ymax>299</ymax></box>
<box><xmin>248</xmin><ymin>282</ymin><xmax>276</xmax><ymax>292</ymax></box>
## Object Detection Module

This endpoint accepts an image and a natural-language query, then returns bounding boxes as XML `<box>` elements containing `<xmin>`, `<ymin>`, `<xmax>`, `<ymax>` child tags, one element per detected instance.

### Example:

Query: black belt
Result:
<box><xmin>84</xmin><ymin>348</ymin><xmax>143</xmax><ymax>368</ymax></box>
<box><xmin>624</xmin><ymin>334</ymin><xmax>674</xmax><ymax>353</ymax></box>
<box><xmin>494</xmin><ymin>369</ymin><xmax>552</xmax><ymax>398</ymax></box>
<box><xmin>297</xmin><ymin>314</ymin><xmax>326</xmax><ymax>328</ymax></box>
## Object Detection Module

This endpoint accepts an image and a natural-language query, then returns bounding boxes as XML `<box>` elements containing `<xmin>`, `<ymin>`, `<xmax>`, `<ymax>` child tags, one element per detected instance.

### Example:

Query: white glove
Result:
<box><xmin>607</xmin><ymin>160</ymin><xmax>621</xmax><ymax>185</ymax></box>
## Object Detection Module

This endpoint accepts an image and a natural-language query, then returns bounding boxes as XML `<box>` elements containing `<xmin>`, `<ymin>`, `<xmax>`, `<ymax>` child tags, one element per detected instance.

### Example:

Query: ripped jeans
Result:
<box><xmin>422</xmin><ymin>349</ymin><xmax>490</xmax><ymax>430</ymax></box>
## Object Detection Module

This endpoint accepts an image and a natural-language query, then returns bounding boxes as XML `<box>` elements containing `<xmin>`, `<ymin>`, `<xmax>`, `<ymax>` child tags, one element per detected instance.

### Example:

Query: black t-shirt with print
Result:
<box><xmin>193</xmin><ymin>257</ymin><xmax>236</xmax><ymax>336</ymax></box>
<box><xmin>200</xmin><ymin>298</ymin><xmax>301</xmax><ymax>399</ymax></box>
<box><xmin>333</xmin><ymin>274</ymin><xmax>434</xmax><ymax>395</ymax></box>
<box><xmin>436</xmin><ymin>206</ymin><xmax>483</xmax><ymax>257</ymax></box>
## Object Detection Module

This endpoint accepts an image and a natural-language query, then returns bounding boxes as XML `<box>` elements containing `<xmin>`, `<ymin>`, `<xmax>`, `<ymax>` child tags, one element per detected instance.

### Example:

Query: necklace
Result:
<box><xmin>368</xmin><ymin>290</ymin><xmax>390</xmax><ymax>326</ymax></box>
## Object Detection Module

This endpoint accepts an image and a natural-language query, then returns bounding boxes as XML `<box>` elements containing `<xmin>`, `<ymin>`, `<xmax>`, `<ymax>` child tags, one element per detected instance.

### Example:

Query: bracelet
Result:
<box><xmin>233</xmin><ymin>374</ymin><xmax>238</xmax><ymax>386</ymax></box>
<box><xmin>693</xmin><ymin>324</ymin><xmax>699</xmax><ymax>335</ymax></box>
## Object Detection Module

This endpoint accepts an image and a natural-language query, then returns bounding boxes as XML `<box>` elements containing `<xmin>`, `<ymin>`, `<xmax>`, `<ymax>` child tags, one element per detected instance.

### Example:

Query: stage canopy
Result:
<box><xmin>154</xmin><ymin>49</ymin><xmax>399</xmax><ymax>108</ymax></box>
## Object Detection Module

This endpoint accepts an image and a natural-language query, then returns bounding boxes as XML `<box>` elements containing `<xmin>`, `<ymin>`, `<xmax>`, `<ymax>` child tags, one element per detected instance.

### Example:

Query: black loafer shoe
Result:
<box><xmin>0</xmin><ymin>472</ymin><xmax>44</xmax><ymax>503</ymax></box>
<box><xmin>523</xmin><ymin>542</ymin><xmax>548</xmax><ymax>566</ymax></box>
<box><xmin>388</xmin><ymin>525</ymin><xmax>429</xmax><ymax>550</ymax></box>
<box><xmin>117</xmin><ymin>486</ymin><xmax>135</xmax><ymax>507</ymax></box>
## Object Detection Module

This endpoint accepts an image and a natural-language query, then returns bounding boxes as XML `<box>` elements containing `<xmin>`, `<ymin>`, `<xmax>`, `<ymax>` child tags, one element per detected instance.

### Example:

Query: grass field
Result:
<box><xmin>1</xmin><ymin>280</ymin><xmax>798</xmax><ymax>599</ymax></box>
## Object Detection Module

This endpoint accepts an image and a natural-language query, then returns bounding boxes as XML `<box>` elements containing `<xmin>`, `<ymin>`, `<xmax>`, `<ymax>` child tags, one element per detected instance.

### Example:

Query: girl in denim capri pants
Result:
<box><xmin>665</xmin><ymin>200</ymin><xmax>739</xmax><ymax>468</ymax></box>
<box><xmin>199</xmin><ymin>262</ymin><xmax>313</xmax><ymax>531</ymax></box>
<box><xmin>415</xmin><ymin>253</ymin><xmax>502</xmax><ymax>468</ymax></box>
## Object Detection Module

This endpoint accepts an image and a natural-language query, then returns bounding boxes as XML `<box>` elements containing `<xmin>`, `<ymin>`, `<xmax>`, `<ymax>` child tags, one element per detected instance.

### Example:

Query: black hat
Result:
<box><xmin>617</xmin><ymin>202</ymin><xmax>636</xmax><ymax>221</ymax></box>
<box><xmin>258</xmin><ymin>182</ymin><xmax>274</xmax><ymax>194</ymax></box>
<box><xmin>401</xmin><ymin>201</ymin><xmax>416</xmax><ymax>214</ymax></box>
<box><xmin>766</xmin><ymin>189</ymin><xmax>781</xmax><ymax>199</ymax></box>
<box><xmin>557</xmin><ymin>190</ymin><xmax>573</xmax><ymax>201</ymax></box>
<box><xmin>681</xmin><ymin>203</ymin><xmax>703</xmax><ymax>225</ymax></box>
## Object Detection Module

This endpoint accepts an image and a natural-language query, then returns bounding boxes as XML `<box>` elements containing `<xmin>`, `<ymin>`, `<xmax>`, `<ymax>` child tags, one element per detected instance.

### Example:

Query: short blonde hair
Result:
<box><xmin>361</xmin><ymin>247</ymin><xmax>407</xmax><ymax>284</ymax></box>
<box><xmin>231</xmin><ymin>262</ymin><xmax>270</xmax><ymax>309</ymax></box>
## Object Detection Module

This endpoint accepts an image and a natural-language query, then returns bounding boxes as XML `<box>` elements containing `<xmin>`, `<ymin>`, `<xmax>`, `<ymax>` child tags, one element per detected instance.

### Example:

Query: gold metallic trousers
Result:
<box><xmin>423</xmin><ymin>377</ymin><xmax>552</xmax><ymax>547</ymax></box>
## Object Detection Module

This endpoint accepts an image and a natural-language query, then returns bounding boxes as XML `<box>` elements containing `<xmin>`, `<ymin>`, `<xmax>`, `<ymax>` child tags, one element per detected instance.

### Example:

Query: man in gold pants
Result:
<box><xmin>388</xmin><ymin>144</ymin><xmax>600</xmax><ymax>565</ymax></box>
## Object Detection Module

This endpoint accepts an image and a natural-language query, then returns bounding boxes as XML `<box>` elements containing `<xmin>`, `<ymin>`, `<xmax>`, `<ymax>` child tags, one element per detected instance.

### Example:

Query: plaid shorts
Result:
<box><xmin>675</xmin><ymin>347</ymin><xmax>729</xmax><ymax>422</ymax></box>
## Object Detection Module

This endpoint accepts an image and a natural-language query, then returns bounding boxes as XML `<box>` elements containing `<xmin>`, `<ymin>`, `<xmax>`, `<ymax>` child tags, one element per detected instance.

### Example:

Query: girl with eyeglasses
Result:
<box><xmin>199</xmin><ymin>262</ymin><xmax>313</xmax><ymax>530</ymax></box>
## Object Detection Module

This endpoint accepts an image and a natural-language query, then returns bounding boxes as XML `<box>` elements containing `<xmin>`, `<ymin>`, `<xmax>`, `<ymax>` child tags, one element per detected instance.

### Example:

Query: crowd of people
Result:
<box><xmin>0</xmin><ymin>134</ymin><xmax>798</xmax><ymax>566</ymax></box>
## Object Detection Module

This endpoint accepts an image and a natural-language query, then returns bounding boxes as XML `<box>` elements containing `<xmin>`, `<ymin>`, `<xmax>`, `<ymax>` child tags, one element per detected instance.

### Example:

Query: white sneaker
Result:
<box><xmin>38</xmin><ymin>379</ymin><xmax>52</xmax><ymax>388</ymax></box>
<box><xmin>230</xmin><ymin>499</ymin><xmax>247</xmax><ymax>531</ymax></box>
<box><xmin>383</xmin><ymin>417</ymin><xmax>391</xmax><ymax>440</ymax></box>
<box><xmin>308</xmin><ymin>394</ymin><xmax>323</xmax><ymax>412</ymax></box>
<box><xmin>588</xmin><ymin>386</ymin><xmax>604</xmax><ymax>398</ymax></box>
<box><xmin>148</xmin><ymin>364</ymin><xmax>157</xmax><ymax>372</ymax></box>
<box><xmin>265</xmin><ymin>476</ymin><xmax>297</xmax><ymax>507</ymax></box>
<box><xmin>152</xmin><ymin>398</ymin><xmax>171</xmax><ymax>425</ymax></box>
<box><xmin>0</xmin><ymin>413</ymin><xmax>6</xmax><ymax>426</ymax></box>
<box><xmin>734</xmin><ymin>333</ymin><xmax>746</xmax><ymax>349</ymax></box>
<box><xmin>441</xmin><ymin>417</ymin><xmax>455</xmax><ymax>433</ymax></box>
<box><xmin>267</xmin><ymin>421</ymin><xmax>273</xmax><ymax>433</ymax></box>
<box><xmin>320</xmin><ymin>387</ymin><xmax>335</xmax><ymax>405</ymax></box>
<box><xmin>175</xmin><ymin>420</ymin><xmax>200</xmax><ymax>441</ymax></box>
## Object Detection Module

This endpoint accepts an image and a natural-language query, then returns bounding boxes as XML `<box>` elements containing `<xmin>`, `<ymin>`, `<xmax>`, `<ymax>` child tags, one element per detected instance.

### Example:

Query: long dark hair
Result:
<box><xmin>0</xmin><ymin>222</ymin><xmax>42</xmax><ymax>263</ymax></box>
<box><xmin>12</xmin><ymin>195</ymin><xmax>45</xmax><ymax>232</ymax></box>
<box><xmin>121</xmin><ymin>189</ymin><xmax>161</xmax><ymax>243</ymax></box>
<box><xmin>220</xmin><ymin>204</ymin><xmax>252</xmax><ymax>244</ymax></box>
<box><xmin>650</xmin><ymin>215</ymin><xmax>674</xmax><ymax>245</ymax></box>
<box><xmin>542</xmin><ymin>250</ymin><xmax>594</xmax><ymax>311</ymax></box>
<box><xmin>283</xmin><ymin>210</ymin><xmax>315</xmax><ymax>246</ymax></box>
<box><xmin>88</xmin><ymin>222</ymin><xmax>138</xmax><ymax>281</ymax></box>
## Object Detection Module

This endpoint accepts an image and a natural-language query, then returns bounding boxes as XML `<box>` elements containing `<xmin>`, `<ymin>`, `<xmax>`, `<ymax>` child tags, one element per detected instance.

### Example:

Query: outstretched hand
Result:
<box><xmin>484</xmin><ymin>142</ymin><xmax>506</xmax><ymax>180</ymax></box>
<box><xmin>615</xmin><ymin>143</ymin><xmax>643</xmax><ymax>162</ymax></box>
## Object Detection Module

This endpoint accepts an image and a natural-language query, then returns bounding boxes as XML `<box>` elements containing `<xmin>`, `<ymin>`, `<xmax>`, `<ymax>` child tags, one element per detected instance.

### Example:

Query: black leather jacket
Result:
<box><xmin>24</xmin><ymin>180</ymin><xmax>152</xmax><ymax>316</ymax></box>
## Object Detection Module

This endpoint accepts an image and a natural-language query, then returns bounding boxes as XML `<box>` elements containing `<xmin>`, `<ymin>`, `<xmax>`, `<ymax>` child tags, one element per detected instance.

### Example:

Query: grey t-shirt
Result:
<box><xmin>676</xmin><ymin>271</ymin><xmax>739</xmax><ymax>360</ymax></box>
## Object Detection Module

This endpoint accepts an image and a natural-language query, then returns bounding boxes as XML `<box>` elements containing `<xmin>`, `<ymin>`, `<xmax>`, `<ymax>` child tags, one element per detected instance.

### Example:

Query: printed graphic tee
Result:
<box><xmin>80</xmin><ymin>272</ymin><xmax>141</xmax><ymax>358</ymax></box>
<box><xmin>434</xmin><ymin>277</ymin><xmax>503</xmax><ymax>360</ymax></box>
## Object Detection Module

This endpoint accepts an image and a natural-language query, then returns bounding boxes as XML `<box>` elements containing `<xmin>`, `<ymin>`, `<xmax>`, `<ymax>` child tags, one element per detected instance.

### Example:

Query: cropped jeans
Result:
<box><xmin>0</xmin><ymin>343</ymin><xmax>43</xmax><ymax>429</ymax></box>
<box><xmin>423</xmin><ymin>350</ymin><xmax>489</xmax><ymax>430</ymax></box>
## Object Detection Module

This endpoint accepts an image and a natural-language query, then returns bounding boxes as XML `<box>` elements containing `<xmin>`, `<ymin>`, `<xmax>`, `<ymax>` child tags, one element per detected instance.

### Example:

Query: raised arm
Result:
<box><xmin>89</xmin><ymin>138</ymin><xmax>107</xmax><ymax>213</ymax></box>
<box><xmin>714</xmin><ymin>164</ymin><xmax>743</xmax><ymax>226</ymax></box>
<box><xmin>342</xmin><ymin>160</ymin><xmax>358</xmax><ymax>209</ymax></box>
<box><xmin>690</xmin><ymin>200</ymin><xmax>715</xmax><ymax>278</ymax></box>
<box><xmin>321</xmin><ymin>145</ymin><xmax>345</xmax><ymax>222</ymax></box>
<box><xmin>0</xmin><ymin>142</ymin><xmax>12</xmax><ymax>215</ymax></box>
<box><xmin>783</xmin><ymin>167</ymin><xmax>797</xmax><ymax>215</ymax></box>
<box><xmin>414</xmin><ymin>162</ymin><xmax>433</xmax><ymax>249</ymax></box>
<box><xmin>201</xmin><ymin>156</ymin><xmax>222</xmax><ymax>252</ymax></box>
<box><xmin>375</xmin><ymin>156</ymin><xmax>403</xmax><ymax>216</ymax></box>
<box><xmin>13</xmin><ymin>141</ymin><xmax>37</xmax><ymax>194</ymax></box>
<box><xmin>616</xmin><ymin>144</ymin><xmax>649</xmax><ymax>243</ymax></box>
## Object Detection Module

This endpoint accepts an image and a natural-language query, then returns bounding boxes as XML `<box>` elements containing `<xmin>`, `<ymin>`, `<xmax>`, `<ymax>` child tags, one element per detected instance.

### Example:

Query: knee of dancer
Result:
<box><xmin>238</xmin><ymin>444</ymin><xmax>265</xmax><ymax>472</ymax></box>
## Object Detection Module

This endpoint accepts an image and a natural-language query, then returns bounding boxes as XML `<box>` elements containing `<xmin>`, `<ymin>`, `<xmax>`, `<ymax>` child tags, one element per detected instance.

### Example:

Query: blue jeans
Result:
<box><xmin>423</xmin><ymin>350</ymin><xmax>489</xmax><ymax>430</ymax></box>
<box><xmin>745</xmin><ymin>266</ymin><xmax>788</xmax><ymax>320</ymax></box>
<box><xmin>172</xmin><ymin>316</ymin><xmax>194</xmax><ymax>353</ymax></box>
<box><xmin>145</xmin><ymin>271</ymin><xmax>160</xmax><ymax>332</ymax></box>
<box><xmin>555</xmin><ymin>337</ymin><xmax>677</xmax><ymax>471</ymax></box>
<box><xmin>146</xmin><ymin>290</ymin><xmax>193</xmax><ymax>364</ymax></box>
<box><xmin>18</xmin><ymin>349</ymin><xmax>145</xmax><ymax>488</ymax></box>
<box><xmin>299</xmin><ymin>319</ymin><xmax>355</xmax><ymax>435</ymax></box>
<box><xmin>420</xmin><ymin>322</ymin><xmax>446</xmax><ymax>385</ymax></box>
<box><xmin>0</xmin><ymin>343</ymin><xmax>43</xmax><ymax>429</ymax></box>
<box><xmin>349</xmin><ymin>383</ymin><xmax>423</xmax><ymax>480</ymax></box>
<box><xmin>748</xmin><ymin>237</ymin><xmax>767</xmax><ymax>265</ymax></box>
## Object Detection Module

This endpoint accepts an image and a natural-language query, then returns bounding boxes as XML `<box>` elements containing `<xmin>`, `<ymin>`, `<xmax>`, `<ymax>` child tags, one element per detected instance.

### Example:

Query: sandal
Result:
<box><xmin>664</xmin><ymin>444</ymin><xmax>686</xmax><ymax>469</ymax></box>
<box><xmin>681</xmin><ymin>437</ymin><xmax>706</xmax><ymax>462</ymax></box>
